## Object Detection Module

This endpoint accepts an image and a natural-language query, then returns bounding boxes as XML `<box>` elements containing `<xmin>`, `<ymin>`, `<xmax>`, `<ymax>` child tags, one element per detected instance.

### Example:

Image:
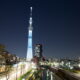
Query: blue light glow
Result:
<box><xmin>27</xmin><ymin>30</ymin><xmax>33</xmax><ymax>60</ymax></box>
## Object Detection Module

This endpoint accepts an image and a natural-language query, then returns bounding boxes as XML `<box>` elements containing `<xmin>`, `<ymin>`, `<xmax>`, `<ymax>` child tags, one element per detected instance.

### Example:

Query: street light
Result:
<box><xmin>22</xmin><ymin>78</ymin><xmax>25</xmax><ymax>80</ymax></box>
<box><xmin>78</xmin><ymin>63</ymin><xmax>80</xmax><ymax>67</ymax></box>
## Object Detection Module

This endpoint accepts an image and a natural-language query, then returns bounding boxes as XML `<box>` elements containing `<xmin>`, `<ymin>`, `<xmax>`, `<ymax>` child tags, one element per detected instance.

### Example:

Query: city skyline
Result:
<box><xmin>0</xmin><ymin>0</ymin><xmax>80</xmax><ymax>58</ymax></box>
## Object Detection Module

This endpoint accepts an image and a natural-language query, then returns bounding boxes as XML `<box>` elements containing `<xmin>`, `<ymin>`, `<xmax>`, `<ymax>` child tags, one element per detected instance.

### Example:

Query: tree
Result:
<box><xmin>0</xmin><ymin>44</ymin><xmax>6</xmax><ymax>52</ymax></box>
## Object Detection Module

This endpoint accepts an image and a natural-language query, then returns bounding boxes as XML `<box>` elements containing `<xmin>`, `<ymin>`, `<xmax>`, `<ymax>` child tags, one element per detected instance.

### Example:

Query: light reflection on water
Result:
<box><xmin>42</xmin><ymin>69</ymin><xmax>62</xmax><ymax>80</ymax></box>
<box><xmin>42</xmin><ymin>69</ymin><xmax>53</xmax><ymax>80</ymax></box>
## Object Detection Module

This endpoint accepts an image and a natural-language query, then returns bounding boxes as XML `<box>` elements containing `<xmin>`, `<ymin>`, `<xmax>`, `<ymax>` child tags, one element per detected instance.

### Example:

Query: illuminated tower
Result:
<box><xmin>26</xmin><ymin>7</ymin><xmax>33</xmax><ymax>61</ymax></box>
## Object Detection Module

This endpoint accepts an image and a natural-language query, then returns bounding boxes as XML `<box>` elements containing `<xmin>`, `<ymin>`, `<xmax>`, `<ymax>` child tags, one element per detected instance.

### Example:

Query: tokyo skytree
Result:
<box><xmin>26</xmin><ymin>7</ymin><xmax>33</xmax><ymax>61</ymax></box>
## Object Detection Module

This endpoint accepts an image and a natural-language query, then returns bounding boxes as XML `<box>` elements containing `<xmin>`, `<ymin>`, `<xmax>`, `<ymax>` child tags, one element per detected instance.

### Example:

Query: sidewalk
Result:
<box><xmin>0</xmin><ymin>62</ymin><xmax>32</xmax><ymax>80</ymax></box>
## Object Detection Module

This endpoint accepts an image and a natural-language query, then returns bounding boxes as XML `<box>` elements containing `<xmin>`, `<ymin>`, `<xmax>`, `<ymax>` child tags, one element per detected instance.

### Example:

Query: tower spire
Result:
<box><xmin>29</xmin><ymin>7</ymin><xmax>33</xmax><ymax>30</ymax></box>
<box><xmin>30</xmin><ymin>7</ymin><xmax>32</xmax><ymax>17</ymax></box>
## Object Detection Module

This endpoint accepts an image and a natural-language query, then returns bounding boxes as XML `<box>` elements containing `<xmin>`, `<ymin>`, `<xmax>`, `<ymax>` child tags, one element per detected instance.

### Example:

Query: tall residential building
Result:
<box><xmin>26</xmin><ymin>7</ymin><xmax>33</xmax><ymax>61</ymax></box>
<box><xmin>35</xmin><ymin>44</ymin><xmax>43</xmax><ymax>58</ymax></box>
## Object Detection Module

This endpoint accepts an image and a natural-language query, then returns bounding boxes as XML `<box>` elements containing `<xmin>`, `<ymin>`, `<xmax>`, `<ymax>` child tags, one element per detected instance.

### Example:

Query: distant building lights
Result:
<box><xmin>70</xmin><ymin>66</ymin><xmax>73</xmax><ymax>69</ymax></box>
<box><xmin>78</xmin><ymin>63</ymin><xmax>80</xmax><ymax>67</ymax></box>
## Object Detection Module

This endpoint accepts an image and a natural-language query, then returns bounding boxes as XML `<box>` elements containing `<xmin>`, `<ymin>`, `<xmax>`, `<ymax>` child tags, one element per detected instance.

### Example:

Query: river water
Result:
<box><xmin>42</xmin><ymin>69</ymin><xmax>62</xmax><ymax>80</ymax></box>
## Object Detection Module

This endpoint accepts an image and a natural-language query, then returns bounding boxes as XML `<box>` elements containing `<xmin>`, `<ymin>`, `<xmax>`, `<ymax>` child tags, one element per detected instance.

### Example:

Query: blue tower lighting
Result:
<box><xmin>26</xmin><ymin>7</ymin><xmax>33</xmax><ymax>61</ymax></box>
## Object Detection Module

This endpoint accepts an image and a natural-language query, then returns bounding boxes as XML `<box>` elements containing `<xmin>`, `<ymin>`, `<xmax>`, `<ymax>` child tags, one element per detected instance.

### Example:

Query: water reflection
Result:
<box><xmin>42</xmin><ymin>69</ymin><xmax>54</xmax><ymax>80</ymax></box>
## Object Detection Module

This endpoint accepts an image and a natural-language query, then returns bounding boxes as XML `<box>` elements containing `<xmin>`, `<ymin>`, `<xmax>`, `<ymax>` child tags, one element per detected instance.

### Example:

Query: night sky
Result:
<box><xmin>0</xmin><ymin>0</ymin><xmax>80</xmax><ymax>58</ymax></box>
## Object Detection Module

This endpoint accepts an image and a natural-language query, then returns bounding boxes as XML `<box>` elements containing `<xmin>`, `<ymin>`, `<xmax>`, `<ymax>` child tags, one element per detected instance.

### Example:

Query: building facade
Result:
<box><xmin>35</xmin><ymin>44</ymin><xmax>43</xmax><ymax>58</ymax></box>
